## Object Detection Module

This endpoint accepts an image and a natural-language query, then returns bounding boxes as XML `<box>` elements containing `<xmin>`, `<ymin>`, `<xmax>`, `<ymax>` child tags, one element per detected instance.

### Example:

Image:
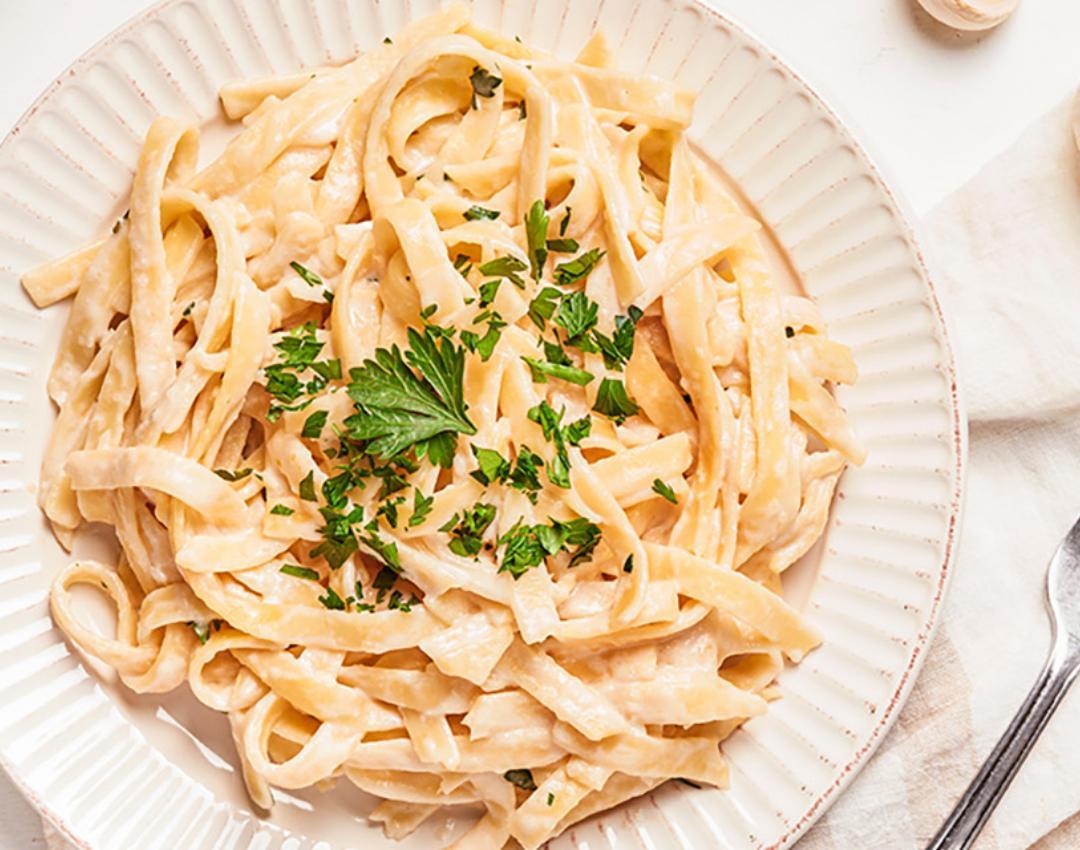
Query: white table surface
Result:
<box><xmin>1</xmin><ymin>1</ymin><xmax>1079</xmax><ymax>847</ymax></box>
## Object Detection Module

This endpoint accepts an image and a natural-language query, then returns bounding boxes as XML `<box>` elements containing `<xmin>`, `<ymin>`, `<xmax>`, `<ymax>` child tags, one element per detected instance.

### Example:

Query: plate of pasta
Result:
<box><xmin>0</xmin><ymin>2</ymin><xmax>963</xmax><ymax>849</ymax></box>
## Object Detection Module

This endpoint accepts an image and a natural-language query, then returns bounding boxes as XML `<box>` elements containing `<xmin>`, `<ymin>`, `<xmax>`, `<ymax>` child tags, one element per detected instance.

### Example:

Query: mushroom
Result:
<box><xmin>915</xmin><ymin>0</ymin><xmax>1019</xmax><ymax>31</ymax></box>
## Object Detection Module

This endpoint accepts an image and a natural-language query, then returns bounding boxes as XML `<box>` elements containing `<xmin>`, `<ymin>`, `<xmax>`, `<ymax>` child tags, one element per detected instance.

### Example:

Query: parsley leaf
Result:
<box><xmin>591</xmin><ymin>305</ymin><xmax>644</xmax><ymax>370</ymax></box>
<box><xmin>358</xmin><ymin>525</ymin><xmax>402</xmax><ymax>572</ymax></box>
<box><xmin>497</xmin><ymin>519</ymin><xmax>548</xmax><ymax>578</ymax></box>
<box><xmin>469</xmin><ymin>66</ymin><xmax>503</xmax><ymax>108</ymax></box>
<box><xmin>504</xmin><ymin>769</ymin><xmax>537</xmax><ymax>791</ymax></box>
<box><xmin>262</xmin><ymin>323</ymin><xmax>341</xmax><ymax>421</ymax></box>
<box><xmin>622</xmin><ymin>554</ymin><xmax>634</xmax><ymax>573</ymax></box>
<box><xmin>546</xmin><ymin>237</ymin><xmax>579</xmax><ymax>254</ymax></box>
<box><xmin>509</xmin><ymin>446</ymin><xmax>544</xmax><ymax>503</ymax></box>
<box><xmin>524</xmin><ymin>200</ymin><xmax>549</xmax><ymax>282</ymax></box>
<box><xmin>302</xmin><ymin>410</ymin><xmax>328</xmax><ymax>439</ymax></box>
<box><xmin>280</xmin><ymin>564</ymin><xmax>320</xmax><ymax>581</ymax></box>
<box><xmin>563</xmin><ymin>415</ymin><xmax>591</xmax><ymax>446</ymax></box>
<box><xmin>478</xmin><ymin>255</ymin><xmax>528</xmax><ymax>289</ymax></box>
<box><xmin>460</xmin><ymin>309</ymin><xmax>506</xmax><ymax>362</ymax></box>
<box><xmin>270</xmin><ymin>504</ymin><xmax>295</xmax><ymax>516</ymax></box>
<box><xmin>554</xmin><ymin>291</ymin><xmax>599</xmax><ymax>341</ymax></box>
<box><xmin>318</xmin><ymin>586</ymin><xmax>346</xmax><ymax>610</ymax></box>
<box><xmin>464</xmin><ymin>205</ymin><xmax>500</xmax><ymax>221</ymax></box>
<box><xmin>408</xmin><ymin>490</ymin><xmax>434</xmax><ymax>528</ymax></box>
<box><xmin>445</xmin><ymin>503</ymin><xmax>497</xmax><ymax>557</ymax></box>
<box><xmin>478</xmin><ymin>279</ymin><xmax>501</xmax><ymax>307</ymax></box>
<box><xmin>593</xmin><ymin>378</ymin><xmax>640</xmax><ymax>424</ymax></box>
<box><xmin>471</xmin><ymin>446</ymin><xmax>511</xmax><ymax>486</ymax></box>
<box><xmin>652</xmin><ymin>478</ymin><xmax>678</xmax><ymax>504</ymax></box>
<box><xmin>346</xmin><ymin>327</ymin><xmax>476</xmax><ymax>465</ymax></box>
<box><xmin>290</xmin><ymin>261</ymin><xmax>323</xmax><ymax>288</ymax></box>
<box><xmin>299</xmin><ymin>470</ymin><xmax>317</xmax><ymax>501</ymax></box>
<box><xmin>522</xmin><ymin>356</ymin><xmax>594</xmax><ymax>386</ymax></box>
<box><xmin>214</xmin><ymin>468</ymin><xmax>252</xmax><ymax>482</ymax></box>
<box><xmin>554</xmin><ymin>248</ymin><xmax>605</xmax><ymax>286</ymax></box>
<box><xmin>528</xmin><ymin>287</ymin><xmax>561</xmax><ymax>330</ymax></box>
<box><xmin>559</xmin><ymin>207</ymin><xmax>572</xmax><ymax>236</ymax></box>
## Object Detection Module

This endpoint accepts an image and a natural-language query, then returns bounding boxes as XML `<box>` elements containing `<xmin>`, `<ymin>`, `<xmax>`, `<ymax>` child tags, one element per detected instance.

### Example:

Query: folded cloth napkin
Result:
<box><xmin>800</xmin><ymin>94</ymin><xmax>1080</xmax><ymax>850</ymax></box>
<box><xmin>36</xmin><ymin>96</ymin><xmax>1080</xmax><ymax>850</ymax></box>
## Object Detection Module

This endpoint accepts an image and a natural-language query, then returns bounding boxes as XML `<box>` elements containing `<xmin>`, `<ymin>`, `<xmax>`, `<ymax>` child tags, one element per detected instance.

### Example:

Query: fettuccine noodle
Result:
<box><xmin>28</xmin><ymin>7</ymin><xmax>864</xmax><ymax>848</ymax></box>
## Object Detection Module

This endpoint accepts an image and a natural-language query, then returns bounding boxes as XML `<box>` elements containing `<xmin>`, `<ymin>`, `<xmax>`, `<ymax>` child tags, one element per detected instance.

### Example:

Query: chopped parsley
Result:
<box><xmin>524</xmin><ymin>200</ymin><xmax>549</xmax><ymax>282</ymax></box>
<box><xmin>522</xmin><ymin>356</ymin><xmax>594</xmax><ymax>386</ymax></box>
<box><xmin>408</xmin><ymin>490</ymin><xmax>434</xmax><ymax>528</ymax></box>
<box><xmin>188</xmin><ymin>620</ymin><xmax>219</xmax><ymax>645</ymax></box>
<box><xmin>460</xmin><ymin>309</ymin><xmax>506</xmax><ymax>362</ymax></box>
<box><xmin>290</xmin><ymin>261</ymin><xmax>323</xmax><ymax>288</ymax></box>
<box><xmin>546</xmin><ymin>237</ymin><xmax>579</xmax><ymax>254</ymax></box>
<box><xmin>547</xmin><ymin>792</ymin><xmax>555</xmax><ymax>806</ymax></box>
<box><xmin>269</xmin><ymin>504</ymin><xmax>295</xmax><ymax>516</ymax></box>
<box><xmin>442</xmin><ymin>502</ymin><xmax>497</xmax><ymax>557</ymax></box>
<box><xmin>357</xmin><ymin>524</ymin><xmax>403</xmax><ymax>572</ymax></box>
<box><xmin>622</xmin><ymin>554</ymin><xmax>634</xmax><ymax>574</ymax></box>
<box><xmin>299</xmin><ymin>470</ymin><xmax>317</xmax><ymax>501</ymax></box>
<box><xmin>345</xmin><ymin>327</ymin><xmax>476</xmax><ymax>466</ymax></box>
<box><xmin>527</xmin><ymin>287</ymin><xmax>561</xmax><ymax>330</ymax></box>
<box><xmin>478</xmin><ymin>279</ymin><xmax>501</xmax><ymax>307</ymax></box>
<box><xmin>504</xmin><ymin>769</ymin><xmax>537</xmax><ymax>791</ymax></box>
<box><xmin>652</xmin><ymin>478</ymin><xmax>678</xmax><ymax>505</ymax></box>
<box><xmin>318</xmin><ymin>586</ymin><xmax>347</xmax><ymax>611</ymax></box>
<box><xmin>302</xmin><ymin>410</ymin><xmax>328</xmax><ymax>439</ymax></box>
<box><xmin>280</xmin><ymin>564</ymin><xmax>320</xmax><ymax>581</ymax></box>
<box><xmin>214</xmin><ymin>468</ymin><xmax>252</xmax><ymax>482</ymax></box>
<box><xmin>554</xmin><ymin>290</ymin><xmax>599</xmax><ymax>341</ymax></box>
<box><xmin>262</xmin><ymin>322</ymin><xmax>342</xmax><ymax>421</ymax></box>
<box><xmin>469</xmin><ymin>66</ymin><xmax>503</xmax><ymax>108</ymax></box>
<box><xmin>464</xmin><ymin>205</ymin><xmax>500</xmax><ymax>221</ymax></box>
<box><xmin>471</xmin><ymin>446</ymin><xmax>512</xmax><ymax>486</ymax></box>
<box><xmin>478</xmin><ymin>255</ymin><xmax>528</xmax><ymax>289</ymax></box>
<box><xmin>554</xmin><ymin>248</ymin><xmax>605</xmax><ymax>287</ymax></box>
<box><xmin>591</xmin><ymin>305</ymin><xmax>643</xmax><ymax>370</ymax></box>
<box><xmin>509</xmin><ymin>446</ymin><xmax>544</xmax><ymax>503</ymax></box>
<box><xmin>559</xmin><ymin>207</ymin><xmax>572</xmax><ymax>236</ymax></box>
<box><xmin>593</xmin><ymin>378</ymin><xmax>640</xmax><ymax>424</ymax></box>
<box><xmin>497</xmin><ymin>515</ymin><xmax>601</xmax><ymax>578</ymax></box>
<box><xmin>527</xmin><ymin>401</ymin><xmax>590</xmax><ymax>489</ymax></box>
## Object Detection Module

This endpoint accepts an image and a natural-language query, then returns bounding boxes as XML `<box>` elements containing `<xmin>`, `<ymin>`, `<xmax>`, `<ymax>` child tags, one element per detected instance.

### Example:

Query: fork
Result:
<box><xmin>926</xmin><ymin>516</ymin><xmax>1080</xmax><ymax>849</ymax></box>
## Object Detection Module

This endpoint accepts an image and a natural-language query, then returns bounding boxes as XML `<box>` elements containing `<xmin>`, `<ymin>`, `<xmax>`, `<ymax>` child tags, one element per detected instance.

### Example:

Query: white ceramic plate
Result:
<box><xmin>0</xmin><ymin>1</ymin><xmax>965</xmax><ymax>848</ymax></box>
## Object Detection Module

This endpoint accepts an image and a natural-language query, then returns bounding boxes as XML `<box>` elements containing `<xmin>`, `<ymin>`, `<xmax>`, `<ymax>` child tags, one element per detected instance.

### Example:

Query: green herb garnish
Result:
<box><xmin>270</xmin><ymin>504</ymin><xmax>295</xmax><ymax>516</ymax></box>
<box><xmin>302</xmin><ymin>410</ymin><xmax>328</xmax><ymax>439</ymax></box>
<box><xmin>554</xmin><ymin>248</ymin><xmax>605</xmax><ymax>287</ymax></box>
<box><xmin>408</xmin><ymin>490</ymin><xmax>434</xmax><ymax>528</ymax></box>
<box><xmin>469</xmin><ymin>66</ymin><xmax>503</xmax><ymax>109</ymax></box>
<box><xmin>345</xmin><ymin>327</ymin><xmax>476</xmax><ymax>466</ymax></box>
<box><xmin>593</xmin><ymin>378</ymin><xmax>640</xmax><ymax>424</ymax></box>
<box><xmin>522</xmin><ymin>356</ymin><xmax>594</xmax><ymax>386</ymax></box>
<box><xmin>280</xmin><ymin>564</ymin><xmax>320</xmax><ymax>581</ymax></box>
<box><xmin>524</xmin><ymin>200</ymin><xmax>549</xmax><ymax>282</ymax></box>
<box><xmin>290</xmin><ymin>261</ymin><xmax>323</xmax><ymax>288</ymax></box>
<box><xmin>504</xmin><ymin>769</ymin><xmax>537</xmax><ymax>791</ymax></box>
<box><xmin>652</xmin><ymin>479</ymin><xmax>678</xmax><ymax>504</ymax></box>
<box><xmin>464</xmin><ymin>205</ymin><xmax>500</xmax><ymax>221</ymax></box>
<box><xmin>214</xmin><ymin>468</ymin><xmax>252</xmax><ymax>482</ymax></box>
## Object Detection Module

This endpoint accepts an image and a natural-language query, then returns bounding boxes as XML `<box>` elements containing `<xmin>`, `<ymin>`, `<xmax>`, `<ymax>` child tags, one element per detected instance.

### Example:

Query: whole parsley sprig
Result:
<box><xmin>345</xmin><ymin>327</ymin><xmax>477</xmax><ymax>467</ymax></box>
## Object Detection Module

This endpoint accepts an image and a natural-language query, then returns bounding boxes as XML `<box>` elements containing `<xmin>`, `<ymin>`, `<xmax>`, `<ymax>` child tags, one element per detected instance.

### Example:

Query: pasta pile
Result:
<box><xmin>26</xmin><ymin>6</ymin><xmax>864</xmax><ymax>848</ymax></box>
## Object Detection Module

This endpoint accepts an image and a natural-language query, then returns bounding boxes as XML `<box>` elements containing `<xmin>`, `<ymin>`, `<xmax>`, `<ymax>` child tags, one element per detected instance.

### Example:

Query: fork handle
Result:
<box><xmin>926</xmin><ymin>638</ymin><xmax>1080</xmax><ymax>850</ymax></box>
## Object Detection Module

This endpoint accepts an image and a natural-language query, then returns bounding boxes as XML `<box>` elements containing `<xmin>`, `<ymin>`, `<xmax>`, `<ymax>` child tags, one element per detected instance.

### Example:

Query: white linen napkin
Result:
<box><xmin>36</xmin><ymin>94</ymin><xmax>1080</xmax><ymax>850</ymax></box>
<box><xmin>800</xmin><ymin>94</ymin><xmax>1080</xmax><ymax>850</ymax></box>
